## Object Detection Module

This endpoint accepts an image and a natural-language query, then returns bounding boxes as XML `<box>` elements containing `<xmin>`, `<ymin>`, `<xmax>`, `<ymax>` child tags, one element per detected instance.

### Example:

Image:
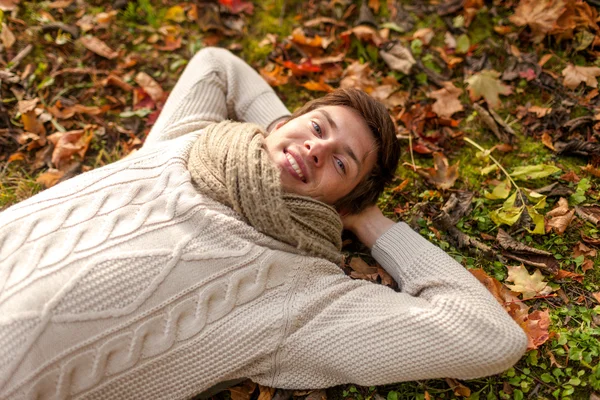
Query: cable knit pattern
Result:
<box><xmin>0</xmin><ymin>47</ymin><xmax>527</xmax><ymax>399</ymax></box>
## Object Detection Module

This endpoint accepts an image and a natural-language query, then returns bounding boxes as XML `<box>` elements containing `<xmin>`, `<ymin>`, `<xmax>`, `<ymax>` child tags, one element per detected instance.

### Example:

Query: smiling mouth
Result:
<box><xmin>284</xmin><ymin>151</ymin><xmax>306</xmax><ymax>182</ymax></box>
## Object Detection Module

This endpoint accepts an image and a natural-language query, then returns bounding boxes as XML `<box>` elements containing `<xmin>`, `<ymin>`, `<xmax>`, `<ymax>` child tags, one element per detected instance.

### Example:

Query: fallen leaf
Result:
<box><xmin>229</xmin><ymin>380</ymin><xmax>257</xmax><ymax>400</ymax></box>
<box><xmin>562</xmin><ymin>64</ymin><xmax>600</xmax><ymax>89</ymax></box>
<box><xmin>7</xmin><ymin>152</ymin><xmax>25</xmax><ymax>162</ymax></box>
<box><xmin>291</xmin><ymin>27</ymin><xmax>323</xmax><ymax>48</ymax></box>
<box><xmin>340</xmin><ymin>61</ymin><xmax>377</xmax><ymax>92</ymax></box>
<box><xmin>497</xmin><ymin>229</ymin><xmax>560</xmax><ymax>274</ymax></box>
<box><xmin>416</xmin><ymin>152</ymin><xmax>459</xmax><ymax>190</ymax></box>
<box><xmin>466</xmin><ymin>70</ymin><xmax>512</xmax><ymax>109</ymax></box>
<box><xmin>48</xmin><ymin>0</ymin><xmax>72</xmax><ymax>7</ymax></box>
<box><xmin>581</xmin><ymin>164</ymin><xmax>600</xmax><ymax>178</ymax></box>
<box><xmin>510</xmin><ymin>164</ymin><xmax>561</xmax><ymax>180</ymax></box>
<box><xmin>573</xmin><ymin>242</ymin><xmax>597</xmax><ymax>258</ymax></box>
<box><xmin>259</xmin><ymin>64</ymin><xmax>289</xmax><ymax>87</ymax></box>
<box><xmin>391</xmin><ymin>178</ymin><xmax>410</xmax><ymax>193</ymax></box>
<box><xmin>505</xmin><ymin>264</ymin><xmax>554</xmax><ymax>300</ymax></box>
<box><xmin>520</xmin><ymin>309</ymin><xmax>550</xmax><ymax>350</ymax></box>
<box><xmin>1</xmin><ymin>23</ymin><xmax>16</xmax><ymax>49</ymax></box>
<box><xmin>593</xmin><ymin>292</ymin><xmax>600</xmax><ymax>303</ymax></box>
<box><xmin>541</xmin><ymin>131</ymin><xmax>555</xmax><ymax>151</ymax></box>
<box><xmin>554</xmin><ymin>269</ymin><xmax>584</xmax><ymax>283</ymax></box>
<box><xmin>429</xmin><ymin>82</ymin><xmax>464</xmax><ymax>118</ymax></box>
<box><xmin>529</xmin><ymin>105</ymin><xmax>552</xmax><ymax>117</ymax></box>
<box><xmin>36</xmin><ymin>169</ymin><xmax>64</xmax><ymax>188</ymax></box>
<box><xmin>349</xmin><ymin>257</ymin><xmax>378</xmax><ymax>275</ymax></box>
<box><xmin>380</xmin><ymin>42</ymin><xmax>416</xmax><ymax>75</ymax></box>
<box><xmin>134</xmin><ymin>72</ymin><xmax>165</xmax><ymax>103</ymax></box>
<box><xmin>80</xmin><ymin>35</ymin><xmax>118</xmax><ymax>59</ymax></box>
<box><xmin>282</xmin><ymin>60</ymin><xmax>321</xmax><ymax>76</ymax></box>
<box><xmin>370</xmin><ymin>85</ymin><xmax>407</xmax><ymax>109</ymax></box>
<box><xmin>257</xmin><ymin>385</ymin><xmax>275</xmax><ymax>400</ymax></box>
<box><xmin>445</xmin><ymin>378</ymin><xmax>471</xmax><ymax>397</ymax></box>
<box><xmin>342</xmin><ymin>25</ymin><xmax>383</xmax><ymax>47</ymax></box>
<box><xmin>165</xmin><ymin>5</ymin><xmax>186</xmax><ymax>22</ymax></box>
<box><xmin>300</xmin><ymin>80</ymin><xmax>334</xmax><ymax>92</ymax></box>
<box><xmin>47</xmin><ymin>129</ymin><xmax>93</xmax><ymax>168</ymax></box>
<box><xmin>412</xmin><ymin>28</ymin><xmax>434</xmax><ymax>45</ymax></box>
<box><xmin>575</xmin><ymin>205</ymin><xmax>600</xmax><ymax>226</ymax></box>
<box><xmin>582</xmin><ymin>259</ymin><xmax>594</xmax><ymax>273</ymax></box>
<box><xmin>509</xmin><ymin>0</ymin><xmax>566</xmax><ymax>43</ymax></box>
<box><xmin>485</xmin><ymin>179</ymin><xmax>512</xmax><ymax>200</ymax></box>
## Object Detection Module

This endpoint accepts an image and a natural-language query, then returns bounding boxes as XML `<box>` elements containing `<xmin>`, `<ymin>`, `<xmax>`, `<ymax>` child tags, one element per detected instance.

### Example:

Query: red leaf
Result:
<box><xmin>218</xmin><ymin>0</ymin><xmax>253</xmax><ymax>14</ymax></box>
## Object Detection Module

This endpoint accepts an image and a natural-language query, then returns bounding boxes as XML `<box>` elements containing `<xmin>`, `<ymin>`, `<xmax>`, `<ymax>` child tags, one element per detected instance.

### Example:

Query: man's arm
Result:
<box><xmin>145</xmin><ymin>47</ymin><xmax>290</xmax><ymax>145</ymax></box>
<box><xmin>271</xmin><ymin>210</ymin><xmax>527</xmax><ymax>388</ymax></box>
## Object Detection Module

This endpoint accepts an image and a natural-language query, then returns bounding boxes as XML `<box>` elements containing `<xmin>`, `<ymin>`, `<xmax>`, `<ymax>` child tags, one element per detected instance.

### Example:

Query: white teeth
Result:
<box><xmin>285</xmin><ymin>152</ymin><xmax>305</xmax><ymax>179</ymax></box>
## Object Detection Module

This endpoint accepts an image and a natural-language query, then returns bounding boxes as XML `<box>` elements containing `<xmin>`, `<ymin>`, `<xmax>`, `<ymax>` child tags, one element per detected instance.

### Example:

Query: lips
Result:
<box><xmin>283</xmin><ymin>149</ymin><xmax>308</xmax><ymax>183</ymax></box>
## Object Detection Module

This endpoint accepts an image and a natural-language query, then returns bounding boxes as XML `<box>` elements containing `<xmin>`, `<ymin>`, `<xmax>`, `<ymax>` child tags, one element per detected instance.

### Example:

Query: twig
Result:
<box><xmin>7</xmin><ymin>44</ymin><xmax>33</xmax><ymax>71</ymax></box>
<box><xmin>503</xmin><ymin>294</ymin><xmax>557</xmax><ymax>304</ymax></box>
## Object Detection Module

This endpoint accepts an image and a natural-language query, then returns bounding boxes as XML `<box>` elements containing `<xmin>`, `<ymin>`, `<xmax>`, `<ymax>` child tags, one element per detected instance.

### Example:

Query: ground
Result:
<box><xmin>0</xmin><ymin>0</ymin><xmax>599</xmax><ymax>399</ymax></box>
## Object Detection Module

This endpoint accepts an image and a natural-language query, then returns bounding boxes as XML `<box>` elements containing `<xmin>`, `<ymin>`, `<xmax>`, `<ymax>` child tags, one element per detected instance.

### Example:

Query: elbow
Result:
<box><xmin>473</xmin><ymin>322</ymin><xmax>528</xmax><ymax>377</ymax></box>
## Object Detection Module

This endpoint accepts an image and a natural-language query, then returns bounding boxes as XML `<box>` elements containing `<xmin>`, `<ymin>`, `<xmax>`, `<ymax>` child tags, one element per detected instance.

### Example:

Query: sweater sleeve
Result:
<box><xmin>145</xmin><ymin>47</ymin><xmax>291</xmax><ymax>145</ymax></box>
<box><xmin>271</xmin><ymin>222</ymin><xmax>527</xmax><ymax>389</ymax></box>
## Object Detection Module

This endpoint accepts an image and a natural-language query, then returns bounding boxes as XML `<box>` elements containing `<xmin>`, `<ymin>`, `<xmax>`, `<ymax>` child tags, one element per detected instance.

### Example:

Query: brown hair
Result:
<box><xmin>289</xmin><ymin>88</ymin><xmax>400</xmax><ymax>214</ymax></box>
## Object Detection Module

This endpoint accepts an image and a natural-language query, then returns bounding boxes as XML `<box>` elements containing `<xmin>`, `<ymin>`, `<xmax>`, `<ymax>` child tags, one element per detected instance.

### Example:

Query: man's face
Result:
<box><xmin>264</xmin><ymin>105</ymin><xmax>377</xmax><ymax>205</ymax></box>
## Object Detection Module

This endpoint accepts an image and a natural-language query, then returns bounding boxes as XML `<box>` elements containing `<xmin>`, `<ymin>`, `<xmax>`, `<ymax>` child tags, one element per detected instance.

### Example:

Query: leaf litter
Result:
<box><xmin>1</xmin><ymin>0</ymin><xmax>600</xmax><ymax>398</ymax></box>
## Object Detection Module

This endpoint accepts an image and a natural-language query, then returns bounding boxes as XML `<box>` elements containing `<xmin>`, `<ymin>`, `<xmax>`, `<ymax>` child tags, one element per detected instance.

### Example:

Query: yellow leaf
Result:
<box><xmin>165</xmin><ymin>5</ymin><xmax>186</xmax><ymax>22</ymax></box>
<box><xmin>505</xmin><ymin>265</ymin><xmax>554</xmax><ymax>300</ymax></box>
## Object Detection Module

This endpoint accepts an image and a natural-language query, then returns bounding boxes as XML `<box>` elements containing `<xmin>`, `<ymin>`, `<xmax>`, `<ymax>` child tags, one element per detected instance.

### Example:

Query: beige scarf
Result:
<box><xmin>187</xmin><ymin>121</ymin><xmax>343</xmax><ymax>264</ymax></box>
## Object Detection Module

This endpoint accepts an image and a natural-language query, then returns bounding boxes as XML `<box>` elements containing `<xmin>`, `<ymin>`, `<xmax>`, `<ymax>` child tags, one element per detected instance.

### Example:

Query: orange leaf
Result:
<box><xmin>301</xmin><ymin>80</ymin><xmax>334</xmax><ymax>93</ymax></box>
<box><xmin>541</xmin><ymin>131</ymin><xmax>555</xmax><ymax>151</ymax></box>
<box><xmin>555</xmin><ymin>269</ymin><xmax>584</xmax><ymax>283</ymax></box>
<box><xmin>7</xmin><ymin>152</ymin><xmax>25</xmax><ymax>163</ymax></box>
<box><xmin>259</xmin><ymin>64</ymin><xmax>289</xmax><ymax>87</ymax></box>
<box><xmin>36</xmin><ymin>170</ymin><xmax>64</xmax><ymax>188</ymax></box>
<box><xmin>520</xmin><ymin>309</ymin><xmax>550</xmax><ymax>350</ymax></box>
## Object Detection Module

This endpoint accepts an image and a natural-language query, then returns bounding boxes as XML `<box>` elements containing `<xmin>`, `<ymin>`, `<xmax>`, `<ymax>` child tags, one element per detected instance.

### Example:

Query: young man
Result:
<box><xmin>0</xmin><ymin>48</ymin><xmax>526</xmax><ymax>400</ymax></box>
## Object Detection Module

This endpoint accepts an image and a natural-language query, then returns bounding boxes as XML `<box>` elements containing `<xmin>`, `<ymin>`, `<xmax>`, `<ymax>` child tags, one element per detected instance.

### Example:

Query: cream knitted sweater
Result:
<box><xmin>0</xmin><ymin>48</ymin><xmax>527</xmax><ymax>399</ymax></box>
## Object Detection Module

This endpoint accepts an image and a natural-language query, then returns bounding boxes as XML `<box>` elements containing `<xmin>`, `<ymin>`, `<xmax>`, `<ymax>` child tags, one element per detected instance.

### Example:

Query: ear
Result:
<box><xmin>267</xmin><ymin>116</ymin><xmax>289</xmax><ymax>133</ymax></box>
<box><xmin>274</xmin><ymin>119</ymin><xmax>287</xmax><ymax>130</ymax></box>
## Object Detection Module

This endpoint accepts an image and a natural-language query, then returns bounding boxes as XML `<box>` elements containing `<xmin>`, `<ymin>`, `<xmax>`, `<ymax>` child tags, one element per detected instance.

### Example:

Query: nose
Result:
<box><xmin>304</xmin><ymin>139</ymin><xmax>331</xmax><ymax>167</ymax></box>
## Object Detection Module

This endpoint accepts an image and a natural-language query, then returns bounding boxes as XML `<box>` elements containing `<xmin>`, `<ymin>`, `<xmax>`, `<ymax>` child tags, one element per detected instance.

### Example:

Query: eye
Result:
<box><xmin>335</xmin><ymin>158</ymin><xmax>346</xmax><ymax>174</ymax></box>
<box><xmin>311</xmin><ymin>121</ymin><xmax>322</xmax><ymax>137</ymax></box>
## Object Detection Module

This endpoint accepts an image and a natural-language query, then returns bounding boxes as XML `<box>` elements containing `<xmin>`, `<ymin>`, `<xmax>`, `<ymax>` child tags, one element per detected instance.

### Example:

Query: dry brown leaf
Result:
<box><xmin>342</xmin><ymin>25</ymin><xmax>383</xmax><ymax>47</ymax></box>
<box><xmin>349</xmin><ymin>257</ymin><xmax>378</xmax><ymax>275</ymax></box>
<box><xmin>593</xmin><ymin>292</ymin><xmax>600</xmax><ymax>303</ymax></box>
<box><xmin>562</xmin><ymin>64</ymin><xmax>600</xmax><ymax>89</ymax></box>
<box><xmin>380</xmin><ymin>42</ymin><xmax>416</xmax><ymax>75</ymax></box>
<box><xmin>497</xmin><ymin>229</ymin><xmax>560</xmax><ymax>274</ymax></box>
<box><xmin>505</xmin><ymin>264</ymin><xmax>554</xmax><ymax>300</ymax></box>
<box><xmin>575</xmin><ymin>205</ymin><xmax>600</xmax><ymax>226</ymax></box>
<box><xmin>541</xmin><ymin>131</ymin><xmax>556</xmax><ymax>151</ymax></box>
<box><xmin>257</xmin><ymin>385</ymin><xmax>275</xmax><ymax>400</ymax></box>
<box><xmin>370</xmin><ymin>85</ymin><xmax>407</xmax><ymax>109</ymax></box>
<box><xmin>573</xmin><ymin>242</ymin><xmax>597</xmax><ymax>258</ymax></box>
<box><xmin>1</xmin><ymin>23</ymin><xmax>16</xmax><ymax>49</ymax></box>
<box><xmin>445</xmin><ymin>378</ymin><xmax>471</xmax><ymax>397</ymax></box>
<box><xmin>520</xmin><ymin>309</ymin><xmax>550</xmax><ymax>350</ymax></box>
<box><xmin>36</xmin><ymin>169</ymin><xmax>64</xmax><ymax>188</ymax></box>
<box><xmin>134</xmin><ymin>72</ymin><xmax>165</xmax><ymax>103</ymax></box>
<box><xmin>80</xmin><ymin>35</ymin><xmax>118</xmax><ymax>59</ymax></box>
<box><xmin>340</xmin><ymin>61</ymin><xmax>377</xmax><ymax>92</ymax></box>
<box><xmin>509</xmin><ymin>0</ymin><xmax>566</xmax><ymax>43</ymax></box>
<box><xmin>529</xmin><ymin>105</ymin><xmax>552</xmax><ymax>117</ymax></box>
<box><xmin>582</xmin><ymin>164</ymin><xmax>600</xmax><ymax>178</ymax></box>
<box><xmin>412</xmin><ymin>28</ymin><xmax>434</xmax><ymax>45</ymax></box>
<box><xmin>429</xmin><ymin>82</ymin><xmax>464</xmax><ymax>118</ymax></box>
<box><xmin>582</xmin><ymin>259</ymin><xmax>594</xmax><ymax>273</ymax></box>
<box><xmin>47</xmin><ymin>129</ymin><xmax>93</xmax><ymax>168</ymax></box>
<box><xmin>416</xmin><ymin>152</ymin><xmax>459</xmax><ymax>190</ymax></box>
<box><xmin>545</xmin><ymin>198</ymin><xmax>575</xmax><ymax>234</ymax></box>
<box><xmin>291</xmin><ymin>27</ymin><xmax>324</xmax><ymax>48</ymax></box>
<box><xmin>551</xmin><ymin>0</ymin><xmax>598</xmax><ymax>39</ymax></box>
<box><xmin>555</xmin><ymin>269</ymin><xmax>584</xmax><ymax>283</ymax></box>
<box><xmin>229</xmin><ymin>380</ymin><xmax>257</xmax><ymax>400</ymax></box>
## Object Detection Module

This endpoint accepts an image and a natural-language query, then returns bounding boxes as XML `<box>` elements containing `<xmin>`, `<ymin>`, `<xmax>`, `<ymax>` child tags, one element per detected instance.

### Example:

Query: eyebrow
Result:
<box><xmin>316</xmin><ymin>109</ymin><xmax>363</xmax><ymax>177</ymax></box>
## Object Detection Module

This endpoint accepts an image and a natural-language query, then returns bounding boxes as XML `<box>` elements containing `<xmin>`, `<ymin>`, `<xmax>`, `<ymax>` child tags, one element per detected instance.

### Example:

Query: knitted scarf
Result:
<box><xmin>187</xmin><ymin>121</ymin><xmax>343</xmax><ymax>265</ymax></box>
